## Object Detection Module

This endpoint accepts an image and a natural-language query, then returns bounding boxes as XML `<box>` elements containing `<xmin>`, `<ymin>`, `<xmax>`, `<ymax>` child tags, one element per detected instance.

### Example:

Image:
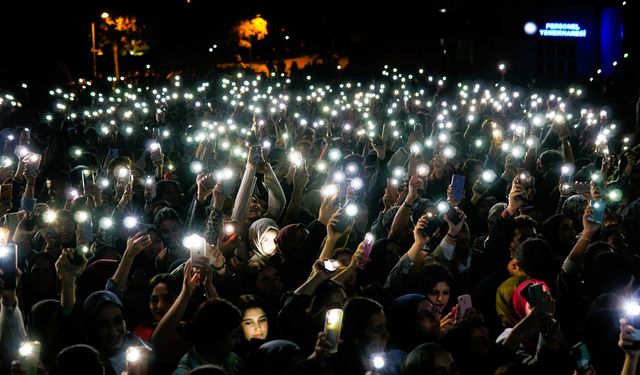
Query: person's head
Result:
<box><xmin>387</xmin><ymin>294</ymin><xmax>440</xmax><ymax>351</ymax></box>
<box><xmin>342</xmin><ymin>297</ymin><xmax>388</xmax><ymax>355</ymax></box>
<box><xmin>186</xmin><ymin>299</ymin><xmax>243</xmax><ymax>358</ymax></box>
<box><xmin>249</xmin><ymin>218</ymin><xmax>280</xmax><ymax>259</ymax></box>
<box><xmin>55</xmin><ymin>344</ymin><xmax>105</xmax><ymax>375</ymax></box>
<box><xmin>252</xmin><ymin>340</ymin><xmax>306</xmax><ymax>375</ymax></box>
<box><xmin>247</xmin><ymin>195</ymin><xmax>266</xmax><ymax>221</ymax></box>
<box><xmin>512</xmin><ymin>238</ymin><xmax>555</xmax><ymax>282</ymax></box>
<box><xmin>83</xmin><ymin>291</ymin><xmax>126</xmax><ymax>357</ymax></box>
<box><xmin>414</xmin><ymin>263</ymin><xmax>454</xmax><ymax>314</ymax></box>
<box><xmin>508</xmin><ymin>215</ymin><xmax>538</xmax><ymax>255</ymax></box>
<box><xmin>561</xmin><ymin>194</ymin><xmax>588</xmax><ymax>229</ymax></box>
<box><xmin>307</xmin><ymin>280</ymin><xmax>348</xmax><ymax>323</ymax></box>
<box><xmin>276</xmin><ymin>223</ymin><xmax>309</xmax><ymax>259</ymax></box>
<box><xmin>156</xmin><ymin>179</ymin><xmax>183</xmax><ymax>208</ymax></box>
<box><xmin>53</xmin><ymin>210</ymin><xmax>76</xmax><ymax>245</ymax></box>
<box><xmin>401</xmin><ymin>343</ymin><xmax>459</xmax><ymax>375</ymax></box>
<box><xmin>147</xmin><ymin>273</ymin><xmax>179</xmax><ymax>323</ymax></box>
<box><xmin>153</xmin><ymin>207</ymin><xmax>183</xmax><ymax>247</ymax></box>
<box><xmin>537</xmin><ymin>149</ymin><xmax>564</xmax><ymax>174</ymax></box>
<box><xmin>246</xmin><ymin>261</ymin><xmax>283</xmax><ymax>302</ymax></box>
<box><xmin>542</xmin><ymin>214</ymin><xmax>576</xmax><ymax>253</ymax></box>
<box><xmin>27</xmin><ymin>252</ymin><xmax>57</xmax><ymax>294</ymax></box>
<box><xmin>30</xmin><ymin>299</ymin><xmax>64</xmax><ymax>350</ymax></box>
<box><xmin>487</xmin><ymin>203</ymin><xmax>507</xmax><ymax>232</ymax></box>
<box><xmin>235</xmin><ymin>294</ymin><xmax>270</xmax><ymax>341</ymax></box>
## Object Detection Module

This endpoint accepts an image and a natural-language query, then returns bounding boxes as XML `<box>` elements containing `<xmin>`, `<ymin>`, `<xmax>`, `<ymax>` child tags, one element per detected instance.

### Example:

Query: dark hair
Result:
<box><xmin>147</xmin><ymin>273</ymin><xmax>180</xmax><ymax>297</ymax></box>
<box><xmin>54</xmin><ymin>344</ymin><xmax>105</xmax><ymax>375</ymax></box>
<box><xmin>307</xmin><ymin>280</ymin><xmax>347</xmax><ymax>319</ymax></box>
<box><xmin>401</xmin><ymin>343</ymin><xmax>449</xmax><ymax>375</ymax></box>
<box><xmin>538</xmin><ymin>150</ymin><xmax>564</xmax><ymax>172</ymax></box>
<box><xmin>186</xmin><ymin>299</ymin><xmax>242</xmax><ymax>346</ymax></box>
<box><xmin>513</xmin><ymin>238</ymin><xmax>555</xmax><ymax>281</ymax></box>
<box><xmin>234</xmin><ymin>294</ymin><xmax>268</xmax><ymax>315</ymax></box>
<box><xmin>342</xmin><ymin>297</ymin><xmax>383</xmax><ymax>343</ymax></box>
<box><xmin>156</xmin><ymin>179</ymin><xmax>183</xmax><ymax>200</ymax></box>
<box><xmin>413</xmin><ymin>263</ymin><xmax>454</xmax><ymax>295</ymax></box>
<box><xmin>189</xmin><ymin>365</ymin><xmax>227</xmax><ymax>375</ymax></box>
<box><xmin>153</xmin><ymin>206</ymin><xmax>183</xmax><ymax>228</ymax></box>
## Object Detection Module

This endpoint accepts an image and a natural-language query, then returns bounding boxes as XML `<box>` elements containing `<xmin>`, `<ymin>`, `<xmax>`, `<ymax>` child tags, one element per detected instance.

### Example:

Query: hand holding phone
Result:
<box><xmin>0</xmin><ymin>244</ymin><xmax>18</xmax><ymax>289</ymax></box>
<box><xmin>450</xmin><ymin>174</ymin><xmax>465</xmax><ymax>202</ymax></box>
<box><xmin>457</xmin><ymin>294</ymin><xmax>472</xmax><ymax>319</ymax></box>
<box><xmin>571</xmin><ymin>341</ymin><xmax>593</xmax><ymax>374</ymax></box>
<box><xmin>357</xmin><ymin>233</ymin><xmax>374</xmax><ymax>270</ymax></box>
<box><xmin>587</xmin><ymin>200</ymin><xmax>605</xmax><ymax>224</ymax></box>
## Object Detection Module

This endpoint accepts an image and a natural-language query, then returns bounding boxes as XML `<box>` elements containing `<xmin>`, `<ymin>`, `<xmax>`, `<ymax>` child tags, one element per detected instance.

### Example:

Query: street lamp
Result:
<box><xmin>90</xmin><ymin>13</ymin><xmax>109</xmax><ymax>78</ymax></box>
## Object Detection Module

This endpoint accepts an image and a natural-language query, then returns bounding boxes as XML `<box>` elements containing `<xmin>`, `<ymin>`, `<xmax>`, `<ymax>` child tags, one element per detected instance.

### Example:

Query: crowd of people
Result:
<box><xmin>0</xmin><ymin>66</ymin><xmax>639</xmax><ymax>375</ymax></box>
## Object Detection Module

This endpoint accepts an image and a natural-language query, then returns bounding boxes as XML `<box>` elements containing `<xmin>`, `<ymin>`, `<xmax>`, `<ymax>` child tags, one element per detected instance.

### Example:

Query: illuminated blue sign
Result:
<box><xmin>539</xmin><ymin>22</ymin><xmax>587</xmax><ymax>38</ymax></box>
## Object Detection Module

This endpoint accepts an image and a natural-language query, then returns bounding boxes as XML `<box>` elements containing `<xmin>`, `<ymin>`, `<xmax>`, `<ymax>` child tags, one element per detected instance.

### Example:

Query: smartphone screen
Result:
<box><xmin>451</xmin><ymin>174</ymin><xmax>465</xmax><ymax>201</ymax></box>
<box><xmin>571</xmin><ymin>342</ymin><xmax>592</xmax><ymax>373</ymax></box>
<box><xmin>457</xmin><ymin>294</ymin><xmax>473</xmax><ymax>318</ymax></box>
<box><xmin>0</xmin><ymin>244</ymin><xmax>18</xmax><ymax>289</ymax></box>
<box><xmin>588</xmin><ymin>200</ymin><xmax>605</xmax><ymax>224</ymax></box>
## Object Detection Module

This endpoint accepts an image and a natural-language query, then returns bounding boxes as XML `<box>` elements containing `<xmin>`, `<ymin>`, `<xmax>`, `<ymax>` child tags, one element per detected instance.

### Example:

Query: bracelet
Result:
<box><xmin>577</xmin><ymin>236</ymin><xmax>590</xmax><ymax>243</ymax></box>
<box><xmin>446</xmin><ymin>232</ymin><xmax>458</xmax><ymax>239</ymax></box>
<box><xmin>403</xmin><ymin>200</ymin><xmax>412</xmax><ymax>208</ymax></box>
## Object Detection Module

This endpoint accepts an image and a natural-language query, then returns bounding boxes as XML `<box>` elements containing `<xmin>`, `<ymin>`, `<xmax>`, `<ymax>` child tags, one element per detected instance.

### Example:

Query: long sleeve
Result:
<box><xmin>366</xmin><ymin>157</ymin><xmax>389</xmax><ymax>226</ymax></box>
<box><xmin>263</xmin><ymin>164</ymin><xmax>286</xmax><ymax>221</ymax></box>
<box><xmin>204</xmin><ymin>208</ymin><xmax>224</xmax><ymax>245</ymax></box>
<box><xmin>0</xmin><ymin>301</ymin><xmax>27</xmax><ymax>372</ymax></box>
<box><xmin>384</xmin><ymin>253</ymin><xmax>415</xmax><ymax>293</ymax></box>
<box><xmin>232</xmin><ymin>164</ymin><xmax>258</xmax><ymax>227</ymax></box>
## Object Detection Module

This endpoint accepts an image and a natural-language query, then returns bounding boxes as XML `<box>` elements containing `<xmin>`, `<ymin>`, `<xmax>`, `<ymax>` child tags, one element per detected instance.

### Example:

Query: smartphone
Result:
<box><xmin>323</xmin><ymin>259</ymin><xmax>341</xmax><ymax>272</ymax></box>
<box><xmin>82</xmin><ymin>170</ymin><xmax>95</xmax><ymax>191</ymax></box>
<box><xmin>200</xmin><ymin>172</ymin><xmax>216</xmax><ymax>191</ymax></box>
<box><xmin>149</xmin><ymin>143</ymin><xmax>163</xmax><ymax>162</ymax></box>
<box><xmin>324</xmin><ymin>309</ymin><xmax>344</xmax><ymax>354</ymax></box>
<box><xmin>571</xmin><ymin>341</ymin><xmax>592</xmax><ymax>374</ymax></box>
<box><xmin>0</xmin><ymin>183</ymin><xmax>12</xmax><ymax>202</ymax></box>
<box><xmin>457</xmin><ymin>294</ymin><xmax>473</xmax><ymax>319</ymax></box>
<box><xmin>446</xmin><ymin>204</ymin><xmax>461</xmax><ymax>225</ymax></box>
<box><xmin>251</xmin><ymin>145</ymin><xmax>263</xmax><ymax>166</ymax></box>
<box><xmin>26</xmin><ymin>153</ymin><xmax>42</xmax><ymax>171</ymax></box>
<box><xmin>588</xmin><ymin>200</ymin><xmax>605</xmax><ymax>224</ymax></box>
<box><xmin>358</xmin><ymin>233</ymin><xmax>374</xmax><ymax>270</ymax></box>
<box><xmin>419</xmin><ymin>211</ymin><xmax>444</xmax><ymax>238</ymax></box>
<box><xmin>0</xmin><ymin>244</ymin><xmax>18</xmax><ymax>289</ymax></box>
<box><xmin>126</xmin><ymin>346</ymin><xmax>150</xmax><ymax>375</ymax></box>
<box><xmin>18</xmin><ymin>340</ymin><xmax>41</xmax><ymax>375</ymax></box>
<box><xmin>517</xmin><ymin>172</ymin><xmax>534</xmax><ymax>202</ymax></box>
<box><xmin>451</xmin><ymin>175</ymin><xmax>466</xmax><ymax>201</ymax></box>
<box><xmin>526</xmin><ymin>283</ymin><xmax>546</xmax><ymax>306</ymax></box>
<box><xmin>222</xmin><ymin>223</ymin><xmax>238</xmax><ymax>243</ymax></box>
<box><xmin>333</xmin><ymin>203</ymin><xmax>356</xmax><ymax>233</ymax></box>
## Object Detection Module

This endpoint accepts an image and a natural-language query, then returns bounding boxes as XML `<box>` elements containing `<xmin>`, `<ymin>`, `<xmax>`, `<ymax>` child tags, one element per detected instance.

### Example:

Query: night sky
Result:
<box><xmin>0</xmin><ymin>0</ymin><xmax>637</xmax><ymax>89</ymax></box>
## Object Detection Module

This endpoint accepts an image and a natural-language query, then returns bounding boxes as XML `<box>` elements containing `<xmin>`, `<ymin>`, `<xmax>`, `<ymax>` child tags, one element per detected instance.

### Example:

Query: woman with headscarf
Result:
<box><xmin>29</xmin><ymin>299</ymin><xmax>66</xmax><ymax>370</ymax></box>
<box><xmin>248</xmin><ymin>218</ymin><xmax>280</xmax><ymax>262</ymax></box>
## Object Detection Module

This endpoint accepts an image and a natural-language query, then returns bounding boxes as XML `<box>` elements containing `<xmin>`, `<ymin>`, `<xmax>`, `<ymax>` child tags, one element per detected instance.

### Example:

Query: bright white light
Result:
<box><xmin>74</xmin><ymin>211</ymin><xmax>89</xmax><ymax>223</ymax></box>
<box><xmin>322</xmin><ymin>184</ymin><xmax>339</xmax><ymax>197</ymax></box>
<box><xmin>437</xmin><ymin>201</ymin><xmax>450</xmax><ymax>213</ymax></box>
<box><xmin>350</xmin><ymin>177</ymin><xmax>364</xmax><ymax>190</ymax></box>
<box><xmin>345</xmin><ymin>203</ymin><xmax>358</xmax><ymax>217</ymax></box>
<box><xmin>99</xmin><ymin>217</ymin><xmax>113</xmax><ymax>229</ymax></box>
<box><xmin>123</xmin><ymin>216</ymin><xmax>138</xmax><ymax>229</ymax></box>
<box><xmin>482</xmin><ymin>170</ymin><xmax>497</xmax><ymax>183</ymax></box>
<box><xmin>524</xmin><ymin>22</ymin><xmax>538</xmax><ymax>35</ymax></box>
<box><xmin>126</xmin><ymin>347</ymin><xmax>141</xmax><ymax>363</ymax></box>
<box><xmin>372</xmin><ymin>354</ymin><xmax>385</xmax><ymax>370</ymax></box>
<box><xmin>190</xmin><ymin>161</ymin><xmax>203</xmax><ymax>174</ymax></box>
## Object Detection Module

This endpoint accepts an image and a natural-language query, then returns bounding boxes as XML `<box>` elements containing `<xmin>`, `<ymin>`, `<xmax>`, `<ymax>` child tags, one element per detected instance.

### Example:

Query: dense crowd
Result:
<box><xmin>0</xmin><ymin>66</ymin><xmax>639</xmax><ymax>375</ymax></box>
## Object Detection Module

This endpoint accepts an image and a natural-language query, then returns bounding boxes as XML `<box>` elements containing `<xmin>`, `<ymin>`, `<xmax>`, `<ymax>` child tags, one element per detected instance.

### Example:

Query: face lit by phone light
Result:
<box><xmin>427</xmin><ymin>282</ymin><xmax>451</xmax><ymax>313</ymax></box>
<box><xmin>149</xmin><ymin>281</ymin><xmax>175</xmax><ymax>323</ymax></box>
<box><xmin>247</xmin><ymin>197</ymin><xmax>264</xmax><ymax>220</ymax></box>
<box><xmin>242</xmin><ymin>307</ymin><xmax>269</xmax><ymax>341</ymax></box>
<box><xmin>93</xmin><ymin>303</ymin><xmax>126</xmax><ymax>356</ymax></box>
<box><xmin>259</xmin><ymin>229</ymin><xmax>278</xmax><ymax>256</ymax></box>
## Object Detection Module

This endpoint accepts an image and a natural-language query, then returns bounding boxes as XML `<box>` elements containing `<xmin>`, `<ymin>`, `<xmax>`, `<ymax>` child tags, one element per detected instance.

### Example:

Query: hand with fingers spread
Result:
<box><xmin>181</xmin><ymin>259</ymin><xmax>200</xmax><ymax>296</ymax></box>
<box><xmin>318</xmin><ymin>193</ymin><xmax>339</xmax><ymax>226</ymax></box>
<box><xmin>125</xmin><ymin>231</ymin><xmax>153</xmax><ymax>259</ymax></box>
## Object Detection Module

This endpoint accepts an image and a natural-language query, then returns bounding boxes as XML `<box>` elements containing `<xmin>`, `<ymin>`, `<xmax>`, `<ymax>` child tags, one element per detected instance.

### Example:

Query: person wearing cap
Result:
<box><xmin>83</xmin><ymin>290</ymin><xmax>150</xmax><ymax>375</ymax></box>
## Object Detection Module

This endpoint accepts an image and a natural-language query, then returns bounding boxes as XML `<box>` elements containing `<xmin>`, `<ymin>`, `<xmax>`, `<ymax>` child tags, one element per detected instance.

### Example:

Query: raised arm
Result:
<box><xmin>282</xmin><ymin>164</ymin><xmax>309</xmax><ymax>225</ymax></box>
<box><xmin>111</xmin><ymin>232</ymin><xmax>152</xmax><ymax>291</ymax></box>
<box><xmin>388</xmin><ymin>175</ymin><xmax>422</xmax><ymax>240</ymax></box>
<box><xmin>152</xmin><ymin>260</ymin><xmax>198</xmax><ymax>348</ymax></box>
<box><xmin>262</xmin><ymin>162</ymin><xmax>287</xmax><ymax>220</ymax></box>
<box><xmin>55</xmin><ymin>248</ymin><xmax>88</xmax><ymax>315</ymax></box>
